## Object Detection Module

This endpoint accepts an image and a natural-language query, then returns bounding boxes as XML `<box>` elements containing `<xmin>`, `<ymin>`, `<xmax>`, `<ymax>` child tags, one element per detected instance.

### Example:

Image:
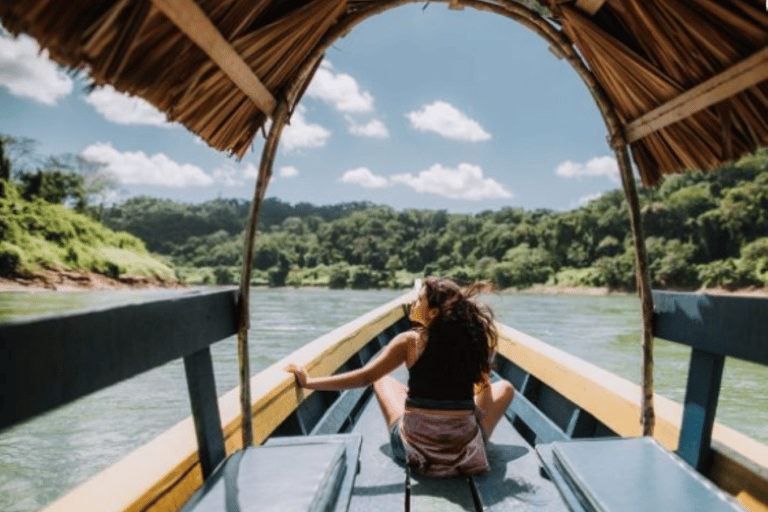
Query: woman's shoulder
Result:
<box><xmin>394</xmin><ymin>328</ymin><xmax>427</xmax><ymax>368</ymax></box>
<box><xmin>393</xmin><ymin>328</ymin><xmax>420</xmax><ymax>344</ymax></box>
<box><xmin>391</xmin><ymin>329</ymin><xmax>422</xmax><ymax>359</ymax></box>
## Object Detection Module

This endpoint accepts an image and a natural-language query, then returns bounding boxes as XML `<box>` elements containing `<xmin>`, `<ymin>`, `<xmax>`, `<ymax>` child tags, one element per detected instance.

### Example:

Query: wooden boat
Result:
<box><xmin>2</xmin><ymin>288</ymin><xmax>767</xmax><ymax>511</ymax></box>
<box><xmin>1</xmin><ymin>0</ymin><xmax>768</xmax><ymax>510</ymax></box>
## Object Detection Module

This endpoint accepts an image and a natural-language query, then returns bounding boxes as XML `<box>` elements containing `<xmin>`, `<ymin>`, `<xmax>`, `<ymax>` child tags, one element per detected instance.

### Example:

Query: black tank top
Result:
<box><xmin>406</xmin><ymin>331</ymin><xmax>475</xmax><ymax>409</ymax></box>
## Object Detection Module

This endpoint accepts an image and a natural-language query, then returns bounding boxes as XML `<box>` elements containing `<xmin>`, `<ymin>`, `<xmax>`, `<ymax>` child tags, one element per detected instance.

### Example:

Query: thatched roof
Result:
<box><xmin>1</xmin><ymin>0</ymin><xmax>766</xmax><ymax>186</ymax></box>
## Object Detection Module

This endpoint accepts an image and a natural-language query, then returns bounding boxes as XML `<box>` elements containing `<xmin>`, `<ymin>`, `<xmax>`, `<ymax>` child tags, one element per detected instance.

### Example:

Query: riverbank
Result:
<box><xmin>0</xmin><ymin>269</ymin><xmax>187</xmax><ymax>291</ymax></box>
<box><xmin>507</xmin><ymin>284</ymin><xmax>625</xmax><ymax>295</ymax></box>
<box><xmin>2</xmin><ymin>272</ymin><xmax>765</xmax><ymax>296</ymax></box>
<box><xmin>505</xmin><ymin>283</ymin><xmax>768</xmax><ymax>296</ymax></box>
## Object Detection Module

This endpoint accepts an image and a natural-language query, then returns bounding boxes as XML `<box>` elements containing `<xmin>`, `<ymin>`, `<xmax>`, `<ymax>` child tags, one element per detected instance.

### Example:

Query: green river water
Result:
<box><xmin>0</xmin><ymin>288</ymin><xmax>766</xmax><ymax>511</ymax></box>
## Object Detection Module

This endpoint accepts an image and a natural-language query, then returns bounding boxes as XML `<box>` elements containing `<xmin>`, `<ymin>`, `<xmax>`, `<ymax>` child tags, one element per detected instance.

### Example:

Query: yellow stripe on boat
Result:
<box><xmin>41</xmin><ymin>291</ymin><xmax>415</xmax><ymax>512</ymax></box>
<box><xmin>42</xmin><ymin>290</ymin><xmax>768</xmax><ymax>512</ymax></box>
<box><xmin>496</xmin><ymin>324</ymin><xmax>768</xmax><ymax>512</ymax></box>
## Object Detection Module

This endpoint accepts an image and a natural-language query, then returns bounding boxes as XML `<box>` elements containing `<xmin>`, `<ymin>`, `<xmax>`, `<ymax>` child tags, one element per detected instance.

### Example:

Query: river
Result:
<box><xmin>0</xmin><ymin>287</ymin><xmax>766</xmax><ymax>511</ymax></box>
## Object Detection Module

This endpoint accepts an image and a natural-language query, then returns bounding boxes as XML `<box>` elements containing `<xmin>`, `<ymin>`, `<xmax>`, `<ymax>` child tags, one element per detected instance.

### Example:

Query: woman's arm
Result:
<box><xmin>288</xmin><ymin>331</ymin><xmax>413</xmax><ymax>391</ymax></box>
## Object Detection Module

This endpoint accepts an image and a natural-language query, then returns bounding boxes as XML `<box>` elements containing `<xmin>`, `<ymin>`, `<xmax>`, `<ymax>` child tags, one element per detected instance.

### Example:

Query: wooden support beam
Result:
<box><xmin>150</xmin><ymin>0</ymin><xmax>277</xmax><ymax>116</ymax></box>
<box><xmin>626</xmin><ymin>46</ymin><xmax>768</xmax><ymax>143</ymax></box>
<box><xmin>615</xmin><ymin>143</ymin><xmax>655</xmax><ymax>437</ymax></box>
<box><xmin>184</xmin><ymin>347</ymin><xmax>226</xmax><ymax>480</ymax></box>
<box><xmin>506</xmin><ymin>393</ymin><xmax>568</xmax><ymax>444</ymax></box>
<box><xmin>575</xmin><ymin>0</ymin><xmax>607</xmax><ymax>15</ymax></box>
<box><xmin>677</xmin><ymin>349</ymin><xmax>725</xmax><ymax>473</ymax></box>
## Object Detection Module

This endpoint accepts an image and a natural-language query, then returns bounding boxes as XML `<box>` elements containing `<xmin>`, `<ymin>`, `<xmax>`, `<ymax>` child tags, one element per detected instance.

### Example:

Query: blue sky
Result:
<box><xmin>0</xmin><ymin>4</ymin><xmax>626</xmax><ymax>213</ymax></box>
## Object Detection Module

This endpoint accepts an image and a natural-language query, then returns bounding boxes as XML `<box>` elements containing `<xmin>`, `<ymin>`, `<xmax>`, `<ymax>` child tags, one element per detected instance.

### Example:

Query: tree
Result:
<box><xmin>737</xmin><ymin>237</ymin><xmax>768</xmax><ymax>284</ymax></box>
<box><xmin>267</xmin><ymin>264</ymin><xmax>290</xmax><ymax>287</ymax></box>
<box><xmin>328</xmin><ymin>263</ymin><xmax>350</xmax><ymax>289</ymax></box>
<box><xmin>474</xmin><ymin>256</ymin><xmax>498</xmax><ymax>280</ymax></box>
<box><xmin>0</xmin><ymin>134</ymin><xmax>37</xmax><ymax>179</ymax></box>
<box><xmin>593</xmin><ymin>252</ymin><xmax>635</xmax><ymax>289</ymax></box>
<box><xmin>253</xmin><ymin>237</ymin><xmax>291</xmax><ymax>270</ymax></box>
<box><xmin>491</xmin><ymin>244</ymin><xmax>555</xmax><ymax>288</ymax></box>
<box><xmin>645</xmin><ymin>237</ymin><xmax>699</xmax><ymax>289</ymax></box>
<box><xmin>214</xmin><ymin>266</ymin><xmax>236</xmax><ymax>285</ymax></box>
<box><xmin>596</xmin><ymin>235</ymin><xmax>622</xmax><ymax>258</ymax></box>
<box><xmin>697</xmin><ymin>259</ymin><xmax>757</xmax><ymax>290</ymax></box>
<box><xmin>0</xmin><ymin>137</ymin><xmax>11</xmax><ymax>182</ymax></box>
<box><xmin>67</xmin><ymin>154</ymin><xmax>120</xmax><ymax>216</ymax></box>
<box><xmin>350</xmin><ymin>266</ymin><xmax>380</xmax><ymax>289</ymax></box>
<box><xmin>18</xmin><ymin>165</ymin><xmax>87</xmax><ymax>208</ymax></box>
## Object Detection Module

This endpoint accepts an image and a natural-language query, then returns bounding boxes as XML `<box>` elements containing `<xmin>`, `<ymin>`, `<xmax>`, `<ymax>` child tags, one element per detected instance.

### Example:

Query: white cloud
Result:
<box><xmin>340</xmin><ymin>167</ymin><xmax>388</xmax><ymax>189</ymax></box>
<box><xmin>84</xmin><ymin>85</ymin><xmax>169</xmax><ymax>126</ymax></box>
<box><xmin>0</xmin><ymin>33</ymin><xmax>72</xmax><ymax>104</ymax></box>
<box><xmin>242</xmin><ymin>164</ymin><xmax>259</xmax><ymax>180</ymax></box>
<box><xmin>406</xmin><ymin>101</ymin><xmax>491</xmax><ymax>142</ymax></box>
<box><xmin>306</xmin><ymin>61</ymin><xmax>374</xmax><ymax>113</ymax></box>
<box><xmin>80</xmin><ymin>142</ymin><xmax>214</xmax><ymax>188</ymax></box>
<box><xmin>575</xmin><ymin>192</ymin><xmax>604</xmax><ymax>207</ymax></box>
<box><xmin>211</xmin><ymin>162</ymin><xmax>268</xmax><ymax>187</ymax></box>
<box><xmin>281</xmin><ymin>105</ymin><xmax>331</xmax><ymax>153</ymax></box>
<box><xmin>346</xmin><ymin>116</ymin><xmax>389</xmax><ymax>138</ymax></box>
<box><xmin>279</xmin><ymin>166</ymin><xmax>299</xmax><ymax>178</ymax></box>
<box><xmin>555</xmin><ymin>156</ymin><xmax>619</xmax><ymax>181</ymax></box>
<box><xmin>211</xmin><ymin>165</ymin><xmax>240</xmax><ymax>187</ymax></box>
<box><xmin>391</xmin><ymin>163</ymin><xmax>512</xmax><ymax>200</ymax></box>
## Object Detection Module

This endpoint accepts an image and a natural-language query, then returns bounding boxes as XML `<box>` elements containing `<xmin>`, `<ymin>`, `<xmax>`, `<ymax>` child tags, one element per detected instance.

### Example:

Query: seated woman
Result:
<box><xmin>289</xmin><ymin>277</ymin><xmax>514</xmax><ymax>477</ymax></box>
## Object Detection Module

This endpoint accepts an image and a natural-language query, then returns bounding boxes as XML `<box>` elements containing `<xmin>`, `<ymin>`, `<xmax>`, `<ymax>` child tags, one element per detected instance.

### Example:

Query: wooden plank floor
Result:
<box><xmin>348</xmin><ymin>367</ymin><xmax>568</xmax><ymax>512</ymax></box>
<box><xmin>474</xmin><ymin>416</ymin><xmax>569</xmax><ymax>512</ymax></box>
<box><xmin>348</xmin><ymin>367</ymin><xmax>476</xmax><ymax>512</ymax></box>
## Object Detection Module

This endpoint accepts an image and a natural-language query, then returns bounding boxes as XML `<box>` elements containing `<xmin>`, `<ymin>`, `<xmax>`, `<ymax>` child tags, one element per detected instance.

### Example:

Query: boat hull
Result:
<box><xmin>41</xmin><ymin>291</ymin><xmax>768</xmax><ymax>512</ymax></box>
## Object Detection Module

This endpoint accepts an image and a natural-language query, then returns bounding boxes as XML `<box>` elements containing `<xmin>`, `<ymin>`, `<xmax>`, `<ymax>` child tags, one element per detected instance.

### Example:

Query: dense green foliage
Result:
<box><xmin>98</xmin><ymin>196</ymin><xmax>375</xmax><ymax>253</ymax></box>
<box><xmin>98</xmin><ymin>149</ymin><xmax>768</xmax><ymax>290</ymax></box>
<box><xmin>3</xmin><ymin>133</ymin><xmax>767</xmax><ymax>291</ymax></box>
<box><xmin>0</xmin><ymin>180</ymin><xmax>174</xmax><ymax>279</ymax></box>
<box><xmin>0</xmin><ymin>136</ymin><xmax>173</xmax><ymax>281</ymax></box>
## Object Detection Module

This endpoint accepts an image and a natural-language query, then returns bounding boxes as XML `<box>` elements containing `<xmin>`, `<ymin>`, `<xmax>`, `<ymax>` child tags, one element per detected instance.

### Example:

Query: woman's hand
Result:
<box><xmin>287</xmin><ymin>364</ymin><xmax>309</xmax><ymax>388</ymax></box>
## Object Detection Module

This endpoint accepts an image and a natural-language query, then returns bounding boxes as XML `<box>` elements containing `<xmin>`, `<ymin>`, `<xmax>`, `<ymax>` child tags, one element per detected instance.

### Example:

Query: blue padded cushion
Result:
<box><xmin>181</xmin><ymin>439</ymin><xmax>347</xmax><ymax>512</ymax></box>
<box><xmin>538</xmin><ymin>437</ymin><xmax>745</xmax><ymax>512</ymax></box>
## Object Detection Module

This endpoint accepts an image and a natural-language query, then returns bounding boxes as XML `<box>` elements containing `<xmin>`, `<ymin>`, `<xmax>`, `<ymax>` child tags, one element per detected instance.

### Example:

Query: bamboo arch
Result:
<box><xmin>236</xmin><ymin>0</ymin><xmax>656</xmax><ymax>449</ymax></box>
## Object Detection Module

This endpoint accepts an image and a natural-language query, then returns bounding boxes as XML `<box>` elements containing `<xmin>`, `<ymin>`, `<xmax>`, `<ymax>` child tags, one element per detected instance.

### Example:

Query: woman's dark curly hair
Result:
<box><xmin>419</xmin><ymin>277</ymin><xmax>497</xmax><ymax>385</ymax></box>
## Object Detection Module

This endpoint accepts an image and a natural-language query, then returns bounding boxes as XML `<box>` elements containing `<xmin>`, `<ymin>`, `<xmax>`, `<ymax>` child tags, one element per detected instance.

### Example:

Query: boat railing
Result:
<box><xmin>0</xmin><ymin>288</ymin><xmax>241</xmax><ymax>478</ymax></box>
<box><xmin>492</xmin><ymin>293</ymin><xmax>768</xmax><ymax>511</ymax></box>
<box><xmin>0</xmin><ymin>288</ymin><xmax>415</xmax><ymax>512</ymax></box>
<box><xmin>522</xmin><ymin>290</ymin><xmax>768</xmax><ymax>512</ymax></box>
<box><xmin>652</xmin><ymin>291</ymin><xmax>768</xmax><ymax>473</ymax></box>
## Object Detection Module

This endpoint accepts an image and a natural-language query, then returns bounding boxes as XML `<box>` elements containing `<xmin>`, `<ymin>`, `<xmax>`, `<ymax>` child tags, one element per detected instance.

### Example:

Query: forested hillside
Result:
<box><xmin>0</xmin><ymin>180</ymin><xmax>174</xmax><ymax>285</ymax></box>
<box><xmin>0</xmin><ymin>136</ymin><xmax>175</xmax><ymax>286</ymax></box>
<box><xmin>99</xmin><ymin>149</ymin><xmax>768</xmax><ymax>291</ymax></box>
<box><xmin>2</xmin><ymin>132</ymin><xmax>766</xmax><ymax>291</ymax></box>
<box><xmin>99</xmin><ymin>197</ymin><xmax>373</xmax><ymax>253</ymax></box>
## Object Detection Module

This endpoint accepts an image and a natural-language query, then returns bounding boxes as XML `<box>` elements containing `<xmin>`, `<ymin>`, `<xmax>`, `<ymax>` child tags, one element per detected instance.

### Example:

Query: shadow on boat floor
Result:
<box><xmin>348</xmin><ymin>369</ymin><xmax>568</xmax><ymax>512</ymax></box>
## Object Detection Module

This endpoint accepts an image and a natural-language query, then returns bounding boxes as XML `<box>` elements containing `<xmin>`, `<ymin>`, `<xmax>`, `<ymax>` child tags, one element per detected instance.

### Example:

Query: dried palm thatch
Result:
<box><xmin>0</xmin><ymin>0</ymin><xmax>346</xmax><ymax>158</ymax></box>
<box><xmin>553</xmin><ymin>0</ymin><xmax>768</xmax><ymax>184</ymax></box>
<box><xmin>1</xmin><ymin>0</ymin><xmax>766</xmax><ymax>184</ymax></box>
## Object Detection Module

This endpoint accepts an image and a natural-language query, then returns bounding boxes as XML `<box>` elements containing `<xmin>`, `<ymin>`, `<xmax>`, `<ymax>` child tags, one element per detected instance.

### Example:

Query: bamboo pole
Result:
<box><xmin>236</xmin><ymin>98</ymin><xmax>291</xmax><ymax>449</ymax></box>
<box><xmin>615</xmin><ymin>143</ymin><xmax>655</xmax><ymax>437</ymax></box>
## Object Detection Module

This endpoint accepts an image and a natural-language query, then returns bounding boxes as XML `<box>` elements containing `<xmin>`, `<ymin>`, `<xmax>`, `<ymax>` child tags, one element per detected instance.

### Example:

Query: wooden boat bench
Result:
<box><xmin>180</xmin><ymin>434</ymin><xmax>362</xmax><ymax>512</ymax></box>
<box><xmin>536</xmin><ymin>291</ymin><xmax>768</xmax><ymax>512</ymax></box>
<box><xmin>537</xmin><ymin>437</ymin><xmax>745</xmax><ymax>512</ymax></box>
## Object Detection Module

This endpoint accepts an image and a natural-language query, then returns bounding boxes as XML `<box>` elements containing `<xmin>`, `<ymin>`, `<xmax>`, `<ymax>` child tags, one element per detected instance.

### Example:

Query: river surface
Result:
<box><xmin>0</xmin><ymin>288</ymin><xmax>766</xmax><ymax>511</ymax></box>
